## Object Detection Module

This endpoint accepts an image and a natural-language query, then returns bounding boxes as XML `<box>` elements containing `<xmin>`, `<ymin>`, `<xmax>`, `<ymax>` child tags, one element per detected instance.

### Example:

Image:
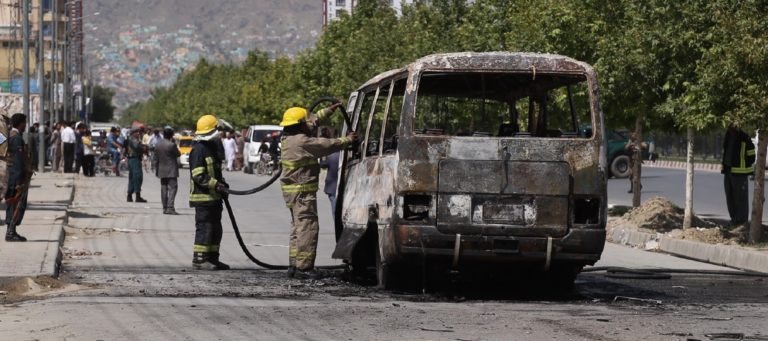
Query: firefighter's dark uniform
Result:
<box><xmin>281</xmin><ymin>133</ymin><xmax>351</xmax><ymax>271</ymax></box>
<box><xmin>722</xmin><ymin>127</ymin><xmax>756</xmax><ymax>226</ymax></box>
<box><xmin>189</xmin><ymin>139</ymin><xmax>228</xmax><ymax>267</ymax></box>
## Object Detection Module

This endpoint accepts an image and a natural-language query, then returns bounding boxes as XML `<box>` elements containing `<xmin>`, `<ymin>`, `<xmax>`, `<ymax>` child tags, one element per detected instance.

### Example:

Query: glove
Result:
<box><xmin>215</xmin><ymin>182</ymin><xmax>229</xmax><ymax>195</ymax></box>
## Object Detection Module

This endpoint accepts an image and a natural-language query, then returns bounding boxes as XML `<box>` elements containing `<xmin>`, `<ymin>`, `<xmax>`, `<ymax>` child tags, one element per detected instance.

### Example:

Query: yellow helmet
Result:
<box><xmin>195</xmin><ymin>114</ymin><xmax>218</xmax><ymax>135</ymax></box>
<box><xmin>279</xmin><ymin>107</ymin><xmax>308</xmax><ymax>127</ymax></box>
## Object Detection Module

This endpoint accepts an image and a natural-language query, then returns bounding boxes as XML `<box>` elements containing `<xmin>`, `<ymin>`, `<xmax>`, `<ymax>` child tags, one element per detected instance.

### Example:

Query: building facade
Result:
<box><xmin>0</xmin><ymin>0</ymin><xmax>76</xmax><ymax>121</ymax></box>
<box><xmin>322</xmin><ymin>0</ymin><xmax>418</xmax><ymax>26</ymax></box>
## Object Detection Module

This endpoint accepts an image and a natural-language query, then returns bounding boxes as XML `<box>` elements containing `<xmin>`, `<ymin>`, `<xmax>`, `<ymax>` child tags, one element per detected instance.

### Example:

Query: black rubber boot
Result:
<box><xmin>135</xmin><ymin>193</ymin><xmax>147</xmax><ymax>203</ymax></box>
<box><xmin>210</xmin><ymin>253</ymin><xmax>230</xmax><ymax>270</ymax></box>
<box><xmin>294</xmin><ymin>268</ymin><xmax>323</xmax><ymax>280</ymax></box>
<box><xmin>5</xmin><ymin>225</ymin><xmax>27</xmax><ymax>242</ymax></box>
<box><xmin>193</xmin><ymin>252</ymin><xmax>228</xmax><ymax>270</ymax></box>
<box><xmin>286</xmin><ymin>266</ymin><xmax>296</xmax><ymax>278</ymax></box>
<box><xmin>127</xmin><ymin>194</ymin><xmax>133</xmax><ymax>202</ymax></box>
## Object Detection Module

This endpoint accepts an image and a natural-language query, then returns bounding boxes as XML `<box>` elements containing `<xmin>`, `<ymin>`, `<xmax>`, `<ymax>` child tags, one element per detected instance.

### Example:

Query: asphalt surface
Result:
<box><xmin>607</xmin><ymin>166</ymin><xmax>768</xmax><ymax>223</ymax></box>
<box><xmin>0</xmin><ymin>168</ymin><xmax>767</xmax><ymax>340</ymax></box>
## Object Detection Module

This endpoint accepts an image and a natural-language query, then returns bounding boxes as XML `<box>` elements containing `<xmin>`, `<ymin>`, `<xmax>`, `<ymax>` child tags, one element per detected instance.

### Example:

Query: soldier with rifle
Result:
<box><xmin>5</xmin><ymin>113</ymin><xmax>33</xmax><ymax>242</ymax></box>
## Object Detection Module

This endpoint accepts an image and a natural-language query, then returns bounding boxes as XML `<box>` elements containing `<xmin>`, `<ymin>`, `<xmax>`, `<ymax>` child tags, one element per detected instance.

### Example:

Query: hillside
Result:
<box><xmin>83</xmin><ymin>0</ymin><xmax>323</xmax><ymax>109</ymax></box>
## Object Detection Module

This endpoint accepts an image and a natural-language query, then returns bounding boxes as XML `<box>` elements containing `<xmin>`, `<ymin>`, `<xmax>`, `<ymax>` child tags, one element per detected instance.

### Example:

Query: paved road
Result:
<box><xmin>0</xmin><ymin>169</ymin><xmax>767</xmax><ymax>340</ymax></box>
<box><xmin>607</xmin><ymin>167</ymin><xmax>768</xmax><ymax>223</ymax></box>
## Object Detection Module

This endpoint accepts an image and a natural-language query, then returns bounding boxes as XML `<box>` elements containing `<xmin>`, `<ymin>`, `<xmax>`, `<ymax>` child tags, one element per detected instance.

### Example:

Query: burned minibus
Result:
<box><xmin>331</xmin><ymin>52</ymin><xmax>606</xmax><ymax>289</ymax></box>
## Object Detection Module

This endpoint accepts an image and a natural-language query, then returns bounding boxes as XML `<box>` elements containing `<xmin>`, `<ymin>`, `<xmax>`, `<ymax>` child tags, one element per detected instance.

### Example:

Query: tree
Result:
<box><xmin>688</xmin><ymin>0</ymin><xmax>768</xmax><ymax>242</ymax></box>
<box><xmin>91</xmin><ymin>85</ymin><xmax>116</xmax><ymax>123</ymax></box>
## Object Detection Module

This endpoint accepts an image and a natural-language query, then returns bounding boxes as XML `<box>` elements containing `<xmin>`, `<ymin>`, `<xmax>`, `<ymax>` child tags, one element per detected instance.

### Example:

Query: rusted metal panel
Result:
<box><xmin>438</xmin><ymin>160</ymin><xmax>570</xmax><ymax>195</ymax></box>
<box><xmin>340</xmin><ymin>156</ymin><xmax>398</xmax><ymax>228</ymax></box>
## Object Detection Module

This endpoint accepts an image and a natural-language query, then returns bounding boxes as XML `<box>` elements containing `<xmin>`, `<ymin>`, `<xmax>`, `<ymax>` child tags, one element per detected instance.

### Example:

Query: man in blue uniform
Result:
<box><xmin>126</xmin><ymin>127</ymin><xmax>147</xmax><ymax>203</ymax></box>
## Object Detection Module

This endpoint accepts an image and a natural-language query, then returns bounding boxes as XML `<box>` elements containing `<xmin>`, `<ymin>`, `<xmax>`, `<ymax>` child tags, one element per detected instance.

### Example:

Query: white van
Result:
<box><xmin>243</xmin><ymin>125</ymin><xmax>282</xmax><ymax>174</ymax></box>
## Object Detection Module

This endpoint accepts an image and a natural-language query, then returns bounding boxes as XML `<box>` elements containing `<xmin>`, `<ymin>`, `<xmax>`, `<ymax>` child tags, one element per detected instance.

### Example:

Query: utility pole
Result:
<box><xmin>38</xmin><ymin>0</ymin><xmax>46</xmax><ymax>172</ymax></box>
<box><xmin>50</xmin><ymin>0</ymin><xmax>57</xmax><ymax>123</ymax></box>
<box><xmin>63</xmin><ymin>1</ymin><xmax>69</xmax><ymax>123</ymax></box>
<box><xmin>22</xmin><ymin>0</ymin><xmax>31</xmax><ymax>140</ymax></box>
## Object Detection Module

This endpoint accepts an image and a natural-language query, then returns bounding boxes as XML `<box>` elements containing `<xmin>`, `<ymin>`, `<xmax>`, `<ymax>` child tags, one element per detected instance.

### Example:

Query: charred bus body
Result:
<box><xmin>332</xmin><ymin>52</ymin><xmax>607</xmax><ymax>289</ymax></box>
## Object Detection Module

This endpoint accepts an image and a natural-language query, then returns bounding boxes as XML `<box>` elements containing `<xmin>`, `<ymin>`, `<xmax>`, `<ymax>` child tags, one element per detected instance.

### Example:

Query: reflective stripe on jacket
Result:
<box><xmin>722</xmin><ymin>129</ymin><xmax>756</xmax><ymax>175</ymax></box>
<box><xmin>189</xmin><ymin>141</ymin><xmax>224</xmax><ymax>206</ymax></box>
<box><xmin>280</xmin><ymin>134</ymin><xmax>350</xmax><ymax>206</ymax></box>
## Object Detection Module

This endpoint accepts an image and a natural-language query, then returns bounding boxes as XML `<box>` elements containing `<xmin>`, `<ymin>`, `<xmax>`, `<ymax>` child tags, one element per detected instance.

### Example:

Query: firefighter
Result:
<box><xmin>279</xmin><ymin>105</ymin><xmax>357</xmax><ymax>279</ymax></box>
<box><xmin>189</xmin><ymin>114</ymin><xmax>231</xmax><ymax>270</ymax></box>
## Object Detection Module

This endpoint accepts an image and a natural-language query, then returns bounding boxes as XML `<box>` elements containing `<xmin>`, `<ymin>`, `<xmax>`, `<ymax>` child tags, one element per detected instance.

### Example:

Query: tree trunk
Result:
<box><xmin>749</xmin><ymin>133</ymin><xmax>767</xmax><ymax>243</ymax></box>
<box><xmin>683</xmin><ymin>127</ymin><xmax>695</xmax><ymax>229</ymax></box>
<box><xmin>632</xmin><ymin>114</ymin><xmax>644</xmax><ymax>207</ymax></box>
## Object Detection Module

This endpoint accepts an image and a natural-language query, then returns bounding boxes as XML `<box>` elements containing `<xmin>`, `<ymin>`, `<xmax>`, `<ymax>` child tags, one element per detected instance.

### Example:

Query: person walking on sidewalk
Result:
<box><xmin>278</xmin><ymin>105</ymin><xmax>357</xmax><ymax>279</ymax></box>
<box><xmin>721</xmin><ymin>123</ymin><xmax>756</xmax><ymax>229</ymax></box>
<box><xmin>5</xmin><ymin>113</ymin><xmax>31</xmax><ymax>242</ymax></box>
<box><xmin>106</xmin><ymin>127</ymin><xmax>122</xmax><ymax>176</ymax></box>
<box><xmin>50</xmin><ymin>122</ymin><xmax>62</xmax><ymax>172</ymax></box>
<box><xmin>60</xmin><ymin>122</ymin><xmax>76</xmax><ymax>173</ymax></box>
<box><xmin>189</xmin><ymin>114</ymin><xmax>231</xmax><ymax>270</ymax></box>
<box><xmin>156</xmin><ymin>127</ymin><xmax>180</xmax><ymax>215</ymax></box>
<box><xmin>223</xmin><ymin>132</ymin><xmax>237</xmax><ymax>171</ymax></box>
<box><xmin>319</xmin><ymin>127</ymin><xmax>341</xmax><ymax>216</ymax></box>
<box><xmin>0</xmin><ymin>113</ymin><xmax>10</xmax><ymax>203</ymax></box>
<box><xmin>126</xmin><ymin>128</ymin><xmax>147</xmax><ymax>203</ymax></box>
<box><xmin>74</xmin><ymin>123</ymin><xmax>85</xmax><ymax>174</ymax></box>
<box><xmin>82</xmin><ymin>130</ymin><xmax>95</xmax><ymax>177</ymax></box>
<box><xmin>235</xmin><ymin>130</ymin><xmax>245</xmax><ymax>171</ymax></box>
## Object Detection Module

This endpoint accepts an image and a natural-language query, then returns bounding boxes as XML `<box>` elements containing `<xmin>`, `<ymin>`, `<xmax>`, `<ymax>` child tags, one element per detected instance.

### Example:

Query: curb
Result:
<box><xmin>610</xmin><ymin>227</ymin><xmax>768</xmax><ymax>273</ymax></box>
<box><xmin>645</xmin><ymin>160</ymin><xmax>720</xmax><ymax>172</ymax></box>
<box><xmin>41</xmin><ymin>224</ymin><xmax>66</xmax><ymax>278</ymax></box>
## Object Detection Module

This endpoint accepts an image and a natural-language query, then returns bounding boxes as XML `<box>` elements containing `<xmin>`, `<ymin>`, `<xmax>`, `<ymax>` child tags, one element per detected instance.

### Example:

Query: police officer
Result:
<box><xmin>5</xmin><ymin>113</ymin><xmax>30</xmax><ymax>242</ymax></box>
<box><xmin>126</xmin><ymin>127</ymin><xmax>147</xmax><ymax>203</ymax></box>
<box><xmin>279</xmin><ymin>105</ymin><xmax>357</xmax><ymax>279</ymax></box>
<box><xmin>189</xmin><ymin>114</ymin><xmax>231</xmax><ymax>270</ymax></box>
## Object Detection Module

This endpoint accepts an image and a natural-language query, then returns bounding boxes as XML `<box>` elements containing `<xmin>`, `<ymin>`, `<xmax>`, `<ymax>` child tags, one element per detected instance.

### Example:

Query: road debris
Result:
<box><xmin>61</xmin><ymin>247</ymin><xmax>103</xmax><ymax>259</ymax></box>
<box><xmin>419</xmin><ymin>327</ymin><xmax>454</xmax><ymax>333</ymax></box>
<box><xmin>112</xmin><ymin>228</ymin><xmax>141</xmax><ymax>233</ymax></box>
<box><xmin>612</xmin><ymin>296</ymin><xmax>662</xmax><ymax>305</ymax></box>
<box><xmin>696</xmin><ymin>317</ymin><xmax>734</xmax><ymax>321</ymax></box>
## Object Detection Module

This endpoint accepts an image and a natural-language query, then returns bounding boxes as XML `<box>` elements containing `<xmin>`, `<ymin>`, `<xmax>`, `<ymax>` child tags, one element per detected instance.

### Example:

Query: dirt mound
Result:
<box><xmin>607</xmin><ymin>197</ymin><xmax>747</xmax><ymax>245</ymax></box>
<box><xmin>0</xmin><ymin>276</ymin><xmax>89</xmax><ymax>304</ymax></box>
<box><xmin>620</xmin><ymin>197</ymin><xmax>715</xmax><ymax>231</ymax></box>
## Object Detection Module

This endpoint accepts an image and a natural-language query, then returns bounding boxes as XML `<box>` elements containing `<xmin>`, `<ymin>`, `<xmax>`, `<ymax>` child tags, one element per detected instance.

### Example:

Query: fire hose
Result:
<box><xmin>223</xmin><ymin>97</ymin><xmax>352</xmax><ymax>270</ymax></box>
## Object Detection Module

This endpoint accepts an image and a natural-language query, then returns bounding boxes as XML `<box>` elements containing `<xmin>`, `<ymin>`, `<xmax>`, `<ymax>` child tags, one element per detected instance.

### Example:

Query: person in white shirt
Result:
<box><xmin>222</xmin><ymin>132</ymin><xmax>237</xmax><ymax>171</ymax></box>
<box><xmin>60</xmin><ymin>122</ymin><xmax>76</xmax><ymax>173</ymax></box>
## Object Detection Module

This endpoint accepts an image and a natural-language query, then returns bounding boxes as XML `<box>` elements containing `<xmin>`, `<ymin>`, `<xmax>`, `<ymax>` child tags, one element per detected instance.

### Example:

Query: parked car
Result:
<box><xmin>177</xmin><ymin>135</ymin><xmax>194</xmax><ymax>168</ymax></box>
<box><xmin>242</xmin><ymin>125</ymin><xmax>282</xmax><ymax>174</ymax></box>
<box><xmin>332</xmin><ymin>52</ymin><xmax>607</xmax><ymax>290</ymax></box>
<box><xmin>580</xmin><ymin>126</ymin><xmax>655</xmax><ymax>178</ymax></box>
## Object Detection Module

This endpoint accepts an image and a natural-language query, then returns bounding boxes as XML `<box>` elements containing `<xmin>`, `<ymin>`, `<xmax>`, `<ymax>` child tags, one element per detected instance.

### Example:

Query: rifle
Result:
<box><xmin>5</xmin><ymin>133</ymin><xmax>34</xmax><ymax>226</ymax></box>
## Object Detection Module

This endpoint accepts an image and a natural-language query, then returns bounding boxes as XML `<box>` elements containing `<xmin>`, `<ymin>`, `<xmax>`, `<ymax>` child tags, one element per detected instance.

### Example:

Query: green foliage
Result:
<box><xmin>123</xmin><ymin>0</ymin><xmax>766</xmax><ymax>136</ymax></box>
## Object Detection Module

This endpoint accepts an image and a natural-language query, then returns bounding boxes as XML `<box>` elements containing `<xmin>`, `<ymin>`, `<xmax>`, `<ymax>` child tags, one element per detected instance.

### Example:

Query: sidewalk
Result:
<box><xmin>610</xmin><ymin>225</ymin><xmax>768</xmax><ymax>273</ymax></box>
<box><xmin>0</xmin><ymin>173</ymin><xmax>75</xmax><ymax>279</ymax></box>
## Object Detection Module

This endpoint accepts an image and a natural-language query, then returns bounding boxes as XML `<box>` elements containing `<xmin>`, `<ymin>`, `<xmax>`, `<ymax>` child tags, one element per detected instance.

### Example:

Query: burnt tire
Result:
<box><xmin>546</xmin><ymin>265</ymin><xmax>580</xmax><ymax>295</ymax></box>
<box><xmin>610</xmin><ymin>154</ymin><xmax>631</xmax><ymax>178</ymax></box>
<box><xmin>376</xmin><ymin>252</ymin><xmax>394</xmax><ymax>290</ymax></box>
<box><xmin>376</xmin><ymin>247</ymin><xmax>405</xmax><ymax>290</ymax></box>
